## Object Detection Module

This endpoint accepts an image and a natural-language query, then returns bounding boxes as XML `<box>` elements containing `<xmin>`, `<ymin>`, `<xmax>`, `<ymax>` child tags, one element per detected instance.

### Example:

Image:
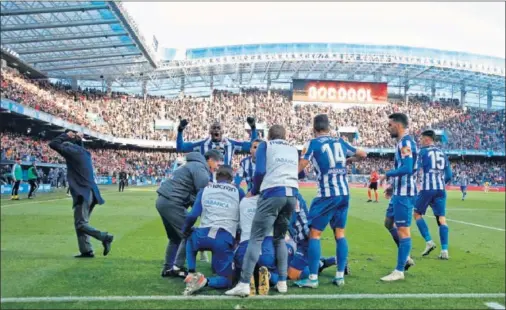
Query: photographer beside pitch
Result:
<box><xmin>48</xmin><ymin>130</ymin><xmax>114</xmax><ymax>258</ymax></box>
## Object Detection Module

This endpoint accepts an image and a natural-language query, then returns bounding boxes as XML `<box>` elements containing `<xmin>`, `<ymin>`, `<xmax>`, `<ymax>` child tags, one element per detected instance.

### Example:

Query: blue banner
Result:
<box><xmin>1</xmin><ymin>184</ymin><xmax>52</xmax><ymax>195</ymax></box>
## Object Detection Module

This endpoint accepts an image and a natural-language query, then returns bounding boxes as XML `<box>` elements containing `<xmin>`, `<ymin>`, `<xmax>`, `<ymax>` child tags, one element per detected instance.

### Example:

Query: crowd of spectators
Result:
<box><xmin>1</xmin><ymin>132</ymin><xmax>504</xmax><ymax>186</ymax></box>
<box><xmin>2</xmin><ymin>67</ymin><xmax>504</xmax><ymax>152</ymax></box>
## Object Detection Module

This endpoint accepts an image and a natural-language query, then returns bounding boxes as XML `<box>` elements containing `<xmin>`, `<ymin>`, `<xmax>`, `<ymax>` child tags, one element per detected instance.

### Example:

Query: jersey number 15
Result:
<box><xmin>428</xmin><ymin>151</ymin><xmax>445</xmax><ymax>170</ymax></box>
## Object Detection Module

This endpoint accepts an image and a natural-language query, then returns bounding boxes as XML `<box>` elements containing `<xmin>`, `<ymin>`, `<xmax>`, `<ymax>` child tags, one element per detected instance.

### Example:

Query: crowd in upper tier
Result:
<box><xmin>2</xmin><ymin>67</ymin><xmax>504</xmax><ymax>151</ymax></box>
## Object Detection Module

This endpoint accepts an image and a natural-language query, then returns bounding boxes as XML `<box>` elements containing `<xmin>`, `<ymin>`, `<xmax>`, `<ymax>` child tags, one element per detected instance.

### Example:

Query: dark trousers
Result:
<box><xmin>11</xmin><ymin>180</ymin><xmax>20</xmax><ymax>196</ymax></box>
<box><xmin>73</xmin><ymin>191</ymin><xmax>108</xmax><ymax>254</ymax></box>
<box><xmin>28</xmin><ymin>180</ymin><xmax>38</xmax><ymax>198</ymax></box>
<box><xmin>156</xmin><ymin>195</ymin><xmax>187</xmax><ymax>269</ymax></box>
<box><xmin>119</xmin><ymin>179</ymin><xmax>126</xmax><ymax>192</ymax></box>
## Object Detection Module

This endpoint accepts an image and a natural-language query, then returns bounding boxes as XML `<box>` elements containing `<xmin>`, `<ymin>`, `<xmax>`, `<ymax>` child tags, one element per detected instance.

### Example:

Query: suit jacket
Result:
<box><xmin>49</xmin><ymin>133</ymin><xmax>104</xmax><ymax>205</ymax></box>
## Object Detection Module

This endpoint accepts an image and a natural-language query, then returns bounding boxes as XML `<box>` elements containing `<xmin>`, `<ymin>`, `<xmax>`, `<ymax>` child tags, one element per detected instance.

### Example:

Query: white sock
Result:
<box><xmin>335</xmin><ymin>271</ymin><xmax>344</xmax><ymax>279</ymax></box>
<box><xmin>173</xmin><ymin>266</ymin><xmax>180</xmax><ymax>271</ymax></box>
<box><xmin>309</xmin><ymin>274</ymin><xmax>318</xmax><ymax>281</ymax></box>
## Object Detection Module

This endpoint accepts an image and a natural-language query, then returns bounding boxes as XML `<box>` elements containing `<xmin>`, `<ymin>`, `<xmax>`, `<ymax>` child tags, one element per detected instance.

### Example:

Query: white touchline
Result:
<box><xmin>445</xmin><ymin>218</ymin><xmax>505</xmax><ymax>232</ymax></box>
<box><xmin>0</xmin><ymin>197</ymin><xmax>71</xmax><ymax>208</ymax></box>
<box><xmin>485</xmin><ymin>302</ymin><xmax>506</xmax><ymax>310</ymax></box>
<box><xmin>1</xmin><ymin>293</ymin><xmax>505</xmax><ymax>303</ymax></box>
<box><xmin>1</xmin><ymin>190</ymin><xmax>129</xmax><ymax>208</ymax></box>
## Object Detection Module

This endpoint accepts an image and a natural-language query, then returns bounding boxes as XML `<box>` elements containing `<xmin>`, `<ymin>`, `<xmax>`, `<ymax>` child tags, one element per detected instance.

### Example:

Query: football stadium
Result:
<box><xmin>1</xmin><ymin>2</ymin><xmax>505</xmax><ymax>309</ymax></box>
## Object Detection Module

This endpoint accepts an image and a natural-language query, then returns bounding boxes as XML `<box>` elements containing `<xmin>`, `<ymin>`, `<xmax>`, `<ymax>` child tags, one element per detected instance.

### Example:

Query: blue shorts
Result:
<box><xmin>460</xmin><ymin>186</ymin><xmax>467</xmax><ymax>192</ymax></box>
<box><xmin>385</xmin><ymin>196</ymin><xmax>415</xmax><ymax>227</ymax></box>
<box><xmin>415</xmin><ymin>190</ymin><xmax>446</xmax><ymax>217</ymax></box>
<box><xmin>288</xmin><ymin>243</ymin><xmax>308</xmax><ymax>272</ymax></box>
<box><xmin>234</xmin><ymin>237</ymin><xmax>276</xmax><ymax>272</ymax></box>
<box><xmin>308</xmin><ymin>196</ymin><xmax>350</xmax><ymax>231</ymax></box>
<box><xmin>189</xmin><ymin>228</ymin><xmax>235</xmax><ymax>277</ymax></box>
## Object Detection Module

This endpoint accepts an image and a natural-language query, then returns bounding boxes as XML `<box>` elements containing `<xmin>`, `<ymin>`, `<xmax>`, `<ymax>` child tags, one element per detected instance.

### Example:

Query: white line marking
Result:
<box><xmin>485</xmin><ymin>302</ymin><xmax>506</xmax><ymax>309</ymax></box>
<box><xmin>450</xmin><ymin>209</ymin><xmax>501</xmax><ymax>211</ymax></box>
<box><xmin>1</xmin><ymin>189</ymin><xmax>131</xmax><ymax>208</ymax></box>
<box><xmin>1</xmin><ymin>293</ymin><xmax>505</xmax><ymax>303</ymax></box>
<box><xmin>445</xmin><ymin>219</ymin><xmax>505</xmax><ymax>232</ymax></box>
<box><xmin>0</xmin><ymin>197</ymin><xmax>71</xmax><ymax>208</ymax></box>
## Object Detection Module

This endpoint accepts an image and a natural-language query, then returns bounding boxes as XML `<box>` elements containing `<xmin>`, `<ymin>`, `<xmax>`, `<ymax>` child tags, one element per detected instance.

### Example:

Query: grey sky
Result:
<box><xmin>123</xmin><ymin>2</ymin><xmax>505</xmax><ymax>58</ymax></box>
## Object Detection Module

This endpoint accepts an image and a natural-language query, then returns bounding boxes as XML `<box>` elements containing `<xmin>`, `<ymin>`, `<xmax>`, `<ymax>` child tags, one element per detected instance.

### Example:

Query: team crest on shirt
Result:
<box><xmin>401</xmin><ymin>146</ymin><xmax>412</xmax><ymax>158</ymax></box>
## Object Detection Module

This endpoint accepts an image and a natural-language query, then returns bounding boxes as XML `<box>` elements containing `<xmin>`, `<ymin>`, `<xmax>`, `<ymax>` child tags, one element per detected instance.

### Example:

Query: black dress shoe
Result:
<box><xmin>75</xmin><ymin>252</ymin><xmax>95</xmax><ymax>258</ymax></box>
<box><xmin>102</xmin><ymin>234</ymin><xmax>114</xmax><ymax>256</ymax></box>
<box><xmin>161</xmin><ymin>266</ymin><xmax>188</xmax><ymax>278</ymax></box>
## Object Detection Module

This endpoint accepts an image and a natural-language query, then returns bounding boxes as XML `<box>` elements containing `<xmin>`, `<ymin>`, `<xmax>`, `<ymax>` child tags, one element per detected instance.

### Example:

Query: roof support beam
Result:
<box><xmin>43</xmin><ymin>61</ymin><xmax>148</xmax><ymax>72</ymax></box>
<box><xmin>1</xmin><ymin>19</ymin><xmax>119</xmax><ymax>31</ymax></box>
<box><xmin>1</xmin><ymin>32</ymin><xmax>129</xmax><ymax>44</ymax></box>
<box><xmin>18</xmin><ymin>43</ymin><xmax>136</xmax><ymax>55</ymax></box>
<box><xmin>0</xmin><ymin>4</ymin><xmax>110</xmax><ymax>16</ymax></box>
<box><xmin>28</xmin><ymin>52</ymin><xmax>142</xmax><ymax>64</ymax></box>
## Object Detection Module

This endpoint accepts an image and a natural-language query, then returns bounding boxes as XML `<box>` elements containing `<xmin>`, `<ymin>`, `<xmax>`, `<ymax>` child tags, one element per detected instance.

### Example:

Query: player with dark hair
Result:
<box><xmin>379</xmin><ymin>113</ymin><xmax>418</xmax><ymax>281</ymax></box>
<box><xmin>414</xmin><ymin>130</ymin><xmax>452</xmax><ymax>260</ymax></box>
<box><xmin>181</xmin><ymin>165</ymin><xmax>245</xmax><ymax>295</ymax></box>
<box><xmin>176</xmin><ymin>117</ymin><xmax>258</xmax><ymax>167</ymax></box>
<box><xmin>296</xmin><ymin>114</ymin><xmax>366</xmax><ymax>288</ymax></box>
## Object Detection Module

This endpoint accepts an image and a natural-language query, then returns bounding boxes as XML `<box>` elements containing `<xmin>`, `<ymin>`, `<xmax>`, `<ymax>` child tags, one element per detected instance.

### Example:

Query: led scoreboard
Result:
<box><xmin>292</xmin><ymin>79</ymin><xmax>388</xmax><ymax>104</ymax></box>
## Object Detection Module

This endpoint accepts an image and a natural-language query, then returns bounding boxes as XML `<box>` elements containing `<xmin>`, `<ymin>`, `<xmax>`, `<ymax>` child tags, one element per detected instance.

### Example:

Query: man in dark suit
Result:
<box><xmin>49</xmin><ymin>130</ymin><xmax>114</xmax><ymax>258</ymax></box>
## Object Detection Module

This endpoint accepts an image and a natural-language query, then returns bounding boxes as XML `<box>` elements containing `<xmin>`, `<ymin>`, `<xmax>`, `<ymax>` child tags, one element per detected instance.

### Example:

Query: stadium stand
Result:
<box><xmin>2</xmin><ymin>67</ymin><xmax>504</xmax><ymax>152</ymax></box>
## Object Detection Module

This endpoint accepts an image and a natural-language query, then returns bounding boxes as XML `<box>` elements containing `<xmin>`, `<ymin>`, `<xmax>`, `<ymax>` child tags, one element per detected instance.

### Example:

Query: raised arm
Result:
<box><xmin>250</xmin><ymin>141</ymin><xmax>267</xmax><ymax>196</ymax></box>
<box><xmin>48</xmin><ymin>132</ymin><xmax>80</xmax><ymax>159</ymax></box>
<box><xmin>230</xmin><ymin>117</ymin><xmax>258</xmax><ymax>152</ymax></box>
<box><xmin>341</xmin><ymin>138</ymin><xmax>367</xmax><ymax>162</ymax></box>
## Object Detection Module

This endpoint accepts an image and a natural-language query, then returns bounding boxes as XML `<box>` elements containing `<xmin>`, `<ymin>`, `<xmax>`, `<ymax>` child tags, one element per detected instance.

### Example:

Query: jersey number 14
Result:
<box><xmin>322</xmin><ymin>143</ymin><xmax>346</xmax><ymax>168</ymax></box>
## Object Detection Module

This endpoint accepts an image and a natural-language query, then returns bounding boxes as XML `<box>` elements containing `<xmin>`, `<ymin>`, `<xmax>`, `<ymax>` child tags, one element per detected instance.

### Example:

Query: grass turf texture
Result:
<box><xmin>1</xmin><ymin>186</ymin><xmax>505</xmax><ymax>309</ymax></box>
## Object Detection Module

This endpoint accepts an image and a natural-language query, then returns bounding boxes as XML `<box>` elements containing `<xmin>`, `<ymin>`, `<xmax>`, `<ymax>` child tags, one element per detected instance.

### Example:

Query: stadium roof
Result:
<box><xmin>0</xmin><ymin>1</ymin><xmax>157</xmax><ymax>79</ymax></box>
<box><xmin>0</xmin><ymin>2</ymin><xmax>504</xmax><ymax>108</ymax></box>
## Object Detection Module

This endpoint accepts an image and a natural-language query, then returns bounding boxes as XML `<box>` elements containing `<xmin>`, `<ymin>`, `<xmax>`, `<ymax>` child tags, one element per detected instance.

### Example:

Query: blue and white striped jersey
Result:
<box><xmin>391</xmin><ymin>135</ymin><xmax>418</xmax><ymax>196</ymax></box>
<box><xmin>176</xmin><ymin>129</ymin><xmax>257</xmax><ymax>166</ymax></box>
<box><xmin>460</xmin><ymin>175</ymin><xmax>469</xmax><ymax>187</ymax></box>
<box><xmin>418</xmin><ymin>145</ymin><xmax>452</xmax><ymax>191</ymax></box>
<box><xmin>289</xmin><ymin>193</ymin><xmax>310</xmax><ymax>247</ymax></box>
<box><xmin>237</xmin><ymin>156</ymin><xmax>255</xmax><ymax>192</ymax></box>
<box><xmin>302</xmin><ymin>136</ymin><xmax>357</xmax><ymax>197</ymax></box>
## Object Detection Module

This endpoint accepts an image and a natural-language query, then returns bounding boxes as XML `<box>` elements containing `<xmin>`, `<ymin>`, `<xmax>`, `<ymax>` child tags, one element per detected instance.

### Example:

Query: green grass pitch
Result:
<box><xmin>1</xmin><ymin>186</ymin><xmax>504</xmax><ymax>309</ymax></box>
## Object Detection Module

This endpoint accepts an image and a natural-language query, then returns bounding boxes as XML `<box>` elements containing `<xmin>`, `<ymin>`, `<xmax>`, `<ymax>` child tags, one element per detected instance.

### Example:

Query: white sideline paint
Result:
<box><xmin>485</xmin><ymin>302</ymin><xmax>506</xmax><ymax>309</ymax></box>
<box><xmin>1</xmin><ymin>189</ymin><xmax>130</xmax><ymax>208</ymax></box>
<box><xmin>1</xmin><ymin>197</ymin><xmax>71</xmax><ymax>208</ymax></box>
<box><xmin>1</xmin><ymin>293</ymin><xmax>505</xmax><ymax>303</ymax></box>
<box><xmin>445</xmin><ymin>218</ymin><xmax>506</xmax><ymax>232</ymax></box>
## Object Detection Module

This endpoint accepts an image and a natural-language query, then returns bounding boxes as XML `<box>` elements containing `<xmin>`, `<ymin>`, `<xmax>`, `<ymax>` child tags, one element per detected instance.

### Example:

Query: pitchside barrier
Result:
<box><xmin>1</xmin><ymin>183</ymin><xmax>52</xmax><ymax>195</ymax></box>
